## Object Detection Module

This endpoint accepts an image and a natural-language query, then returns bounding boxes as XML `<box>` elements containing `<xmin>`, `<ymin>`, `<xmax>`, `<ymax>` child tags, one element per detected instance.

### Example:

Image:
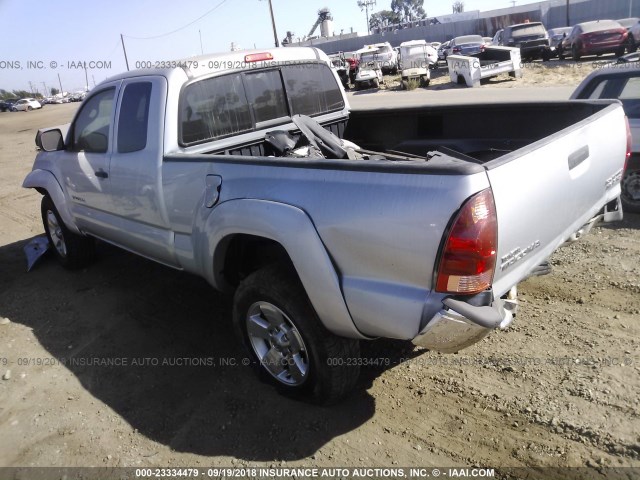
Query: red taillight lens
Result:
<box><xmin>625</xmin><ymin>115</ymin><xmax>632</xmax><ymax>172</ymax></box>
<box><xmin>453</xmin><ymin>47</ymin><xmax>461</xmax><ymax>53</ymax></box>
<box><xmin>245</xmin><ymin>52</ymin><xmax>274</xmax><ymax>63</ymax></box>
<box><xmin>436</xmin><ymin>189</ymin><xmax>498</xmax><ymax>294</ymax></box>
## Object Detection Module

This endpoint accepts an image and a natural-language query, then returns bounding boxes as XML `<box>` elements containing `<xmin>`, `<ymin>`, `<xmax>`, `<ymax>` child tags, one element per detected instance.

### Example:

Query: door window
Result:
<box><xmin>73</xmin><ymin>88</ymin><xmax>115</xmax><ymax>153</ymax></box>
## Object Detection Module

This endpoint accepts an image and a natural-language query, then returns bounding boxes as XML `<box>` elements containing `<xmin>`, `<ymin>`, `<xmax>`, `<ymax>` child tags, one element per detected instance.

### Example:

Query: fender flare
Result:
<box><xmin>22</xmin><ymin>169</ymin><xmax>81</xmax><ymax>235</ymax></box>
<box><xmin>194</xmin><ymin>199</ymin><xmax>367</xmax><ymax>340</ymax></box>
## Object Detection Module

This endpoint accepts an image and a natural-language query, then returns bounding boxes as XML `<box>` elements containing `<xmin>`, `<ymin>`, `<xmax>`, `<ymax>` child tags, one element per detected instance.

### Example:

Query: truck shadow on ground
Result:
<box><xmin>0</xmin><ymin>237</ymin><xmax>421</xmax><ymax>461</ymax></box>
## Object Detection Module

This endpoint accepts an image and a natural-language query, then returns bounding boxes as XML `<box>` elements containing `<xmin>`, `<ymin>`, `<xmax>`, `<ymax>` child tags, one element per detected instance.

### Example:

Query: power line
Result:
<box><xmin>123</xmin><ymin>0</ymin><xmax>229</xmax><ymax>40</ymax></box>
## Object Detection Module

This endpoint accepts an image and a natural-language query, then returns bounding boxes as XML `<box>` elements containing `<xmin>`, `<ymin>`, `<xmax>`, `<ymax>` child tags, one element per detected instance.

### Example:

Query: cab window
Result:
<box><xmin>73</xmin><ymin>88</ymin><xmax>115</xmax><ymax>153</ymax></box>
<box><xmin>118</xmin><ymin>82</ymin><xmax>152</xmax><ymax>153</ymax></box>
<box><xmin>181</xmin><ymin>74</ymin><xmax>252</xmax><ymax>144</ymax></box>
<box><xmin>282</xmin><ymin>64</ymin><xmax>345</xmax><ymax>116</ymax></box>
<box><xmin>244</xmin><ymin>70</ymin><xmax>288</xmax><ymax>124</ymax></box>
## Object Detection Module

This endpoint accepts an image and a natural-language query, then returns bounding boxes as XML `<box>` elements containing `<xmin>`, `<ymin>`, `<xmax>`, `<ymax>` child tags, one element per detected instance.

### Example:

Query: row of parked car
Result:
<box><xmin>438</xmin><ymin>18</ymin><xmax>640</xmax><ymax>64</ymax></box>
<box><xmin>0</xmin><ymin>91</ymin><xmax>88</xmax><ymax>112</ymax></box>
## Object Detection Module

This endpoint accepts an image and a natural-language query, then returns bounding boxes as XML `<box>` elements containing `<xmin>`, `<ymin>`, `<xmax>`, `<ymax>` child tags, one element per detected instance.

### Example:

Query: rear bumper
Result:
<box><xmin>580</xmin><ymin>43</ymin><xmax>625</xmax><ymax>55</ymax></box>
<box><xmin>412</xmin><ymin>294</ymin><xmax>515</xmax><ymax>353</ymax></box>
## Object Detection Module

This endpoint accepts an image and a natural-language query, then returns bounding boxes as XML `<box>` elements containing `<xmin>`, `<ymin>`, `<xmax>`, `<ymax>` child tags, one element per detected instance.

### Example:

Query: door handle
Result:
<box><xmin>95</xmin><ymin>170</ymin><xmax>109</xmax><ymax>179</ymax></box>
<box><xmin>568</xmin><ymin>146</ymin><xmax>589</xmax><ymax>170</ymax></box>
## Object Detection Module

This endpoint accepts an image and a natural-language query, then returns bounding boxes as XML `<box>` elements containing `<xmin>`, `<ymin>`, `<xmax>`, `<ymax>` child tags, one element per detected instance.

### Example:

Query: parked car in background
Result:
<box><xmin>558</xmin><ymin>20</ymin><xmax>627</xmax><ymax>61</ymax></box>
<box><xmin>492</xmin><ymin>29</ymin><xmax>504</xmax><ymax>47</ymax></box>
<box><xmin>547</xmin><ymin>26</ymin><xmax>573</xmax><ymax>56</ymax></box>
<box><xmin>430</xmin><ymin>41</ymin><xmax>442</xmax><ymax>50</ymax></box>
<box><xmin>447</xmin><ymin>35</ymin><xmax>485</xmax><ymax>57</ymax></box>
<box><xmin>0</xmin><ymin>98</ymin><xmax>19</xmax><ymax>112</ymax></box>
<box><xmin>495</xmin><ymin>22</ymin><xmax>551</xmax><ymax>61</ymax></box>
<box><xmin>483</xmin><ymin>36</ymin><xmax>493</xmax><ymax>46</ymax></box>
<box><xmin>437</xmin><ymin>40</ymin><xmax>451</xmax><ymax>61</ymax></box>
<box><xmin>571</xmin><ymin>66</ymin><xmax>640</xmax><ymax>212</ymax></box>
<box><xmin>362</xmin><ymin>42</ymin><xmax>398</xmax><ymax>74</ymax></box>
<box><xmin>616</xmin><ymin>17</ymin><xmax>640</xmax><ymax>52</ymax></box>
<box><xmin>12</xmin><ymin>98</ymin><xmax>42</xmax><ymax>111</ymax></box>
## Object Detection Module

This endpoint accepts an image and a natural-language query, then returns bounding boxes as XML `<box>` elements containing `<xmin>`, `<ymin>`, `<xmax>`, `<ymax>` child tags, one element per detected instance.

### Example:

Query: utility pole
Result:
<box><xmin>92</xmin><ymin>75</ymin><xmax>96</xmax><ymax>88</ymax></box>
<box><xmin>84</xmin><ymin>65</ymin><xmax>89</xmax><ymax>91</ymax></box>
<box><xmin>357</xmin><ymin>0</ymin><xmax>376</xmax><ymax>35</ymax></box>
<box><xmin>267</xmin><ymin>0</ymin><xmax>279</xmax><ymax>47</ymax></box>
<box><xmin>120</xmin><ymin>33</ymin><xmax>130</xmax><ymax>71</ymax></box>
<box><xmin>42</xmin><ymin>82</ymin><xmax>48</xmax><ymax>96</ymax></box>
<box><xmin>566</xmin><ymin>0</ymin><xmax>570</xmax><ymax>27</ymax></box>
<box><xmin>631</xmin><ymin>0</ymin><xmax>634</xmax><ymax>17</ymax></box>
<box><xmin>58</xmin><ymin>73</ymin><xmax>63</xmax><ymax>96</ymax></box>
<box><xmin>199</xmin><ymin>29</ymin><xmax>204</xmax><ymax>55</ymax></box>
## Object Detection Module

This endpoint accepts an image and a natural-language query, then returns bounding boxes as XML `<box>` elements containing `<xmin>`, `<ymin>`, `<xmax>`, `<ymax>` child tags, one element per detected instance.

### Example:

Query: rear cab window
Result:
<box><xmin>179</xmin><ymin>62</ymin><xmax>344</xmax><ymax>146</ymax></box>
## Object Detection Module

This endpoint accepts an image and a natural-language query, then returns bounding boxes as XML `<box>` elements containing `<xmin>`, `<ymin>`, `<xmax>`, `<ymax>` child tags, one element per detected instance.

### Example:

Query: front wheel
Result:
<box><xmin>627</xmin><ymin>35</ymin><xmax>637</xmax><ymax>53</ymax></box>
<box><xmin>621</xmin><ymin>169</ymin><xmax>640</xmax><ymax>213</ymax></box>
<box><xmin>41</xmin><ymin>195</ymin><xmax>95</xmax><ymax>269</ymax></box>
<box><xmin>233</xmin><ymin>265</ymin><xmax>361</xmax><ymax>404</ymax></box>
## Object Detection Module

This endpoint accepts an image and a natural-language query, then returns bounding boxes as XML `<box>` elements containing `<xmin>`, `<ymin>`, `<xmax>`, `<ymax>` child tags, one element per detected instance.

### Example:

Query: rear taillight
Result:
<box><xmin>453</xmin><ymin>47</ymin><xmax>461</xmax><ymax>53</ymax></box>
<box><xmin>436</xmin><ymin>189</ymin><xmax>498</xmax><ymax>294</ymax></box>
<box><xmin>625</xmin><ymin>115</ymin><xmax>632</xmax><ymax>172</ymax></box>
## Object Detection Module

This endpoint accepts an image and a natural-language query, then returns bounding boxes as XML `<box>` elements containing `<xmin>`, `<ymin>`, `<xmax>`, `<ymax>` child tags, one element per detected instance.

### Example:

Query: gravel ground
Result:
<box><xmin>0</xmin><ymin>66</ymin><xmax>639</xmax><ymax>473</ymax></box>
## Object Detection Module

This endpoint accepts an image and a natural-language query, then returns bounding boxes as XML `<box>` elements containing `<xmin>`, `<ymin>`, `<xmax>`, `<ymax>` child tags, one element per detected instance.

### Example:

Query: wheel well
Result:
<box><xmin>220</xmin><ymin>234</ymin><xmax>295</xmax><ymax>288</ymax></box>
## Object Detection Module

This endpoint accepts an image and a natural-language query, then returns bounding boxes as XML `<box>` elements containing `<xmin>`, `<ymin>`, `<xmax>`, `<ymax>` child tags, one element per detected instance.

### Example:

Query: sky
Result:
<box><xmin>0</xmin><ymin>0</ymin><xmax>543</xmax><ymax>93</ymax></box>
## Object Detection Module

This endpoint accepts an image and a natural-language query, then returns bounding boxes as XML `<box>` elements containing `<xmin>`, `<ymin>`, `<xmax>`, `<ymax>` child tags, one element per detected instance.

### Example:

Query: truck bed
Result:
<box><xmin>344</xmin><ymin>101</ymin><xmax>614</xmax><ymax>162</ymax></box>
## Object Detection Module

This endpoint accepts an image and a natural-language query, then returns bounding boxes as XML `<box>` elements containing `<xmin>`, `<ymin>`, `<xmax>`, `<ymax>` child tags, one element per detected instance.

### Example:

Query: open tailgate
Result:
<box><xmin>486</xmin><ymin>103</ymin><xmax>626</xmax><ymax>297</ymax></box>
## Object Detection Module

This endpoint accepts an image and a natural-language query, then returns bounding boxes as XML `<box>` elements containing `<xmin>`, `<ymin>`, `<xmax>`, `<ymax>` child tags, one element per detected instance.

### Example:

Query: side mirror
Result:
<box><xmin>37</xmin><ymin>129</ymin><xmax>64</xmax><ymax>152</ymax></box>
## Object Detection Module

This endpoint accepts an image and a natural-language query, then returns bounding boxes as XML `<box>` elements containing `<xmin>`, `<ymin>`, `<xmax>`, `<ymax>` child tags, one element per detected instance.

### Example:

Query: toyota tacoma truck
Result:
<box><xmin>24</xmin><ymin>47</ymin><xmax>628</xmax><ymax>404</ymax></box>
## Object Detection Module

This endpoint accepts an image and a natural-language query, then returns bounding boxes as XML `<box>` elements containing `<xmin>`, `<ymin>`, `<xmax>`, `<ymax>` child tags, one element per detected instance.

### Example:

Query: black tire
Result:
<box><xmin>420</xmin><ymin>76</ymin><xmax>430</xmax><ymax>88</ymax></box>
<box><xmin>572</xmin><ymin>44</ymin><xmax>581</xmax><ymax>61</ymax></box>
<box><xmin>27</xmin><ymin>106</ymin><xmax>32</xmax><ymax>111</ymax></box>
<box><xmin>41</xmin><ymin>195</ymin><xmax>95</xmax><ymax>269</ymax></box>
<box><xmin>400</xmin><ymin>80</ymin><xmax>408</xmax><ymax>90</ymax></box>
<box><xmin>616</xmin><ymin>47</ymin><xmax>626</xmax><ymax>57</ymax></box>
<box><xmin>542</xmin><ymin>51</ymin><xmax>551</xmax><ymax>62</ymax></box>
<box><xmin>233</xmin><ymin>264</ymin><xmax>361</xmax><ymax>405</ymax></box>
<box><xmin>372</xmin><ymin>78</ymin><xmax>380</xmax><ymax>88</ymax></box>
<box><xmin>621</xmin><ymin>169</ymin><xmax>640</xmax><ymax>213</ymax></box>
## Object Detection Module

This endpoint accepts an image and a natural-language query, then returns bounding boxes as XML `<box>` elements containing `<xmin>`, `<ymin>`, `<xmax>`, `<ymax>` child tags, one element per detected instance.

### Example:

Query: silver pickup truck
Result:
<box><xmin>24</xmin><ymin>47</ymin><xmax>628</xmax><ymax>404</ymax></box>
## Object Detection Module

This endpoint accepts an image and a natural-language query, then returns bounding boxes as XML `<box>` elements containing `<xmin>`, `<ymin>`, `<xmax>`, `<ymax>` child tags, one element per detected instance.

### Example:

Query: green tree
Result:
<box><xmin>391</xmin><ymin>0</ymin><xmax>426</xmax><ymax>22</ymax></box>
<box><xmin>12</xmin><ymin>90</ymin><xmax>31</xmax><ymax>98</ymax></box>
<box><xmin>370</xmin><ymin>9</ymin><xmax>401</xmax><ymax>30</ymax></box>
<box><xmin>452</xmin><ymin>1</ymin><xmax>464</xmax><ymax>13</ymax></box>
<box><xmin>51</xmin><ymin>87</ymin><xmax>59</xmax><ymax>96</ymax></box>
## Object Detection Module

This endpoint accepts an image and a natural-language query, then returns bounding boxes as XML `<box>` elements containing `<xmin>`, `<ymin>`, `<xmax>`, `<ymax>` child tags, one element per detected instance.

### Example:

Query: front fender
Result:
<box><xmin>22</xmin><ymin>169</ymin><xmax>80</xmax><ymax>235</ymax></box>
<box><xmin>193</xmin><ymin>199</ymin><xmax>367</xmax><ymax>340</ymax></box>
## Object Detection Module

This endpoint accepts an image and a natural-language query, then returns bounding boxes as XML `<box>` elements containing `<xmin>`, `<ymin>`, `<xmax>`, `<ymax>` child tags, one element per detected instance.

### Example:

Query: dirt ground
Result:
<box><xmin>0</xmin><ymin>62</ymin><xmax>639</xmax><ymax>473</ymax></box>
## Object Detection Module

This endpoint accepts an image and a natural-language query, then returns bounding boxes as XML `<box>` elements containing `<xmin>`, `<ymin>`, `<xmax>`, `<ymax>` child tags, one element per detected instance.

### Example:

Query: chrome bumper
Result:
<box><xmin>412</xmin><ymin>295</ymin><xmax>515</xmax><ymax>354</ymax></box>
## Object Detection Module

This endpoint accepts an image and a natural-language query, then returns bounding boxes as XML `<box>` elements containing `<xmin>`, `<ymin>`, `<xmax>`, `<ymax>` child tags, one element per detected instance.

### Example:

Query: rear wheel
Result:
<box><xmin>572</xmin><ymin>45</ymin><xmax>581</xmax><ymax>61</ymax></box>
<box><xmin>616</xmin><ymin>46</ymin><xmax>626</xmax><ymax>57</ymax></box>
<box><xmin>372</xmin><ymin>78</ymin><xmax>380</xmax><ymax>88</ymax></box>
<box><xmin>401</xmin><ymin>80</ymin><xmax>408</xmax><ymax>90</ymax></box>
<box><xmin>41</xmin><ymin>195</ymin><xmax>95</xmax><ymax>269</ymax></box>
<box><xmin>233</xmin><ymin>265</ymin><xmax>360</xmax><ymax>404</ymax></box>
<box><xmin>27</xmin><ymin>106</ymin><xmax>32</xmax><ymax>111</ymax></box>
<box><xmin>621</xmin><ymin>169</ymin><xmax>640</xmax><ymax>213</ymax></box>
<box><xmin>420</xmin><ymin>76</ymin><xmax>430</xmax><ymax>87</ymax></box>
